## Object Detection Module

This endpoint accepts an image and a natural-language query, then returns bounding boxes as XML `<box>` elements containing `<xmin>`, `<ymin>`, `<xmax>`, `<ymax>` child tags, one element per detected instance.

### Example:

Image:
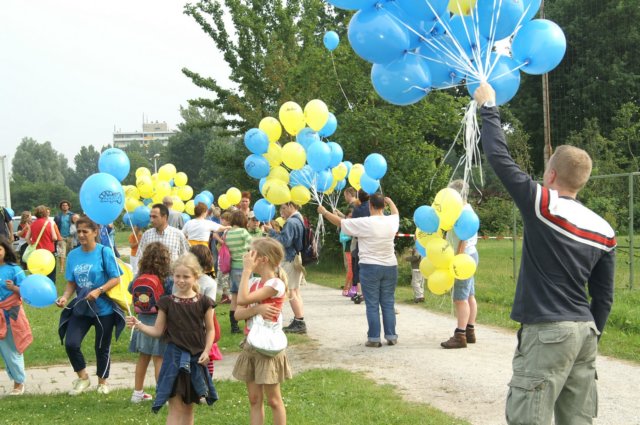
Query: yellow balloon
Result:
<box><xmin>174</xmin><ymin>172</ymin><xmax>188</xmax><ymax>187</ymax></box>
<box><xmin>290</xmin><ymin>185</ymin><xmax>311</xmax><ymax>206</ymax></box>
<box><xmin>158</xmin><ymin>164</ymin><xmax>177</xmax><ymax>181</ymax></box>
<box><xmin>138</xmin><ymin>183</ymin><xmax>154</xmax><ymax>199</ymax></box>
<box><xmin>259</xmin><ymin>117</ymin><xmax>283</xmax><ymax>143</ymax></box>
<box><xmin>275</xmin><ymin>217</ymin><xmax>286</xmax><ymax>227</ymax></box>
<box><xmin>324</xmin><ymin>178</ymin><xmax>337</xmax><ymax>194</ymax></box>
<box><xmin>178</xmin><ymin>185</ymin><xmax>194</xmax><ymax>201</ymax></box>
<box><xmin>416</xmin><ymin>228</ymin><xmax>445</xmax><ymax>247</ymax></box>
<box><xmin>281</xmin><ymin>142</ymin><xmax>307</xmax><ymax>170</ymax></box>
<box><xmin>432</xmin><ymin>188</ymin><xmax>463</xmax><ymax>231</ymax></box>
<box><xmin>152</xmin><ymin>194</ymin><xmax>165</xmax><ymax>205</ymax></box>
<box><xmin>279</xmin><ymin>101</ymin><xmax>305</xmax><ymax>136</ymax></box>
<box><xmin>172</xmin><ymin>199</ymin><xmax>185</xmax><ymax>213</ymax></box>
<box><xmin>419</xmin><ymin>257</ymin><xmax>436</xmax><ymax>278</ymax></box>
<box><xmin>348</xmin><ymin>163</ymin><xmax>364</xmax><ymax>190</ymax></box>
<box><xmin>263</xmin><ymin>143</ymin><xmax>283</xmax><ymax>167</ymax></box>
<box><xmin>136</xmin><ymin>175</ymin><xmax>152</xmax><ymax>188</ymax></box>
<box><xmin>426</xmin><ymin>238</ymin><xmax>455</xmax><ymax>269</ymax></box>
<box><xmin>450</xmin><ymin>253</ymin><xmax>477</xmax><ymax>280</ymax></box>
<box><xmin>226</xmin><ymin>187</ymin><xmax>242</xmax><ymax>205</ymax></box>
<box><xmin>185</xmin><ymin>200</ymin><xmax>195</xmax><ymax>216</ymax></box>
<box><xmin>125</xmin><ymin>197</ymin><xmax>141</xmax><ymax>213</ymax></box>
<box><xmin>217</xmin><ymin>194</ymin><xmax>231</xmax><ymax>210</ymax></box>
<box><xmin>268</xmin><ymin>166</ymin><xmax>290</xmax><ymax>184</ymax></box>
<box><xmin>304</xmin><ymin>99</ymin><xmax>329</xmax><ymax>131</ymax></box>
<box><xmin>332</xmin><ymin>162</ymin><xmax>348</xmax><ymax>181</ymax></box>
<box><xmin>125</xmin><ymin>186</ymin><xmax>140</xmax><ymax>200</ymax></box>
<box><xmin>448</xmin><ymin>0</ymin><xmax>476</xmax><ymax>15</ymax></box>
<box><xmin>135</xmin><ymin>167</ymin><xmax>151</xmax><ymax>180</ymax></box>
<box><xmin>427</xmin><ymin>269</ymin><xmax>455</xmax><ymax>295</ymax></box>
<box><xmin>263</xmin><ymin>179</ymin><xmax>291</xmax><ymax>205</ymax></box>
<box><xmin>27</xmin><ymin>249</ymin><xmax>56</xmax><ymax>275</ymax></box>
<box><xmin>170</xmin><ymin>187</ymin><xmax>180</xmax><ymax>198</ymax></box>
<box><xmin>155</xmin><ymin>181</ymin><xmax>171</xmax><ymax>198</ymax></box>
<box><xmin>116</xmin><ymin>258</ymin><xmax>133</xmax><ymax>287</ymax></box>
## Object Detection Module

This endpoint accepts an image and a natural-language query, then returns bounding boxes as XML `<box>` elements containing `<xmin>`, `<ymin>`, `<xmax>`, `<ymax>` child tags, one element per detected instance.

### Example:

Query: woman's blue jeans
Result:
<box><xmin>359</xmin><ymin>263</ymin><xmax>398</xmax><ymax>343</ymax></box>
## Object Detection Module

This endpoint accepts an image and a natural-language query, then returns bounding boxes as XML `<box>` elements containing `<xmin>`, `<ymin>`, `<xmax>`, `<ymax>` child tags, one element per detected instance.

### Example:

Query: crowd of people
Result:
<box><xmin>0</xmin><ymin>83</ymin><xmax>617</xmax><ymax>425</ymax></box>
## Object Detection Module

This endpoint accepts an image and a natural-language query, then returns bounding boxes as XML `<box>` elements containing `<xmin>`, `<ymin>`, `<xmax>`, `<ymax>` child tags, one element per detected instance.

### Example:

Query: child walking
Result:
<box><xmin>233</xmin><ymin>238</ymin><xmax>292</xmax><ymax>425</ymax></box>
<box><xmin>404</xmin><ymin>247</ymin><xmax>424</xmax><ymax>303</ymax></box>
<box><xmin>126</xmin><ymin>253</ymin><xmax>218</xmax><ymax>423</ymax></box>
<box><xmin>0</xmin><ymin>237</ymin><xmax>31</xmax><ymax>395</ymax></box>
<box><xmin>128</xmin><ymin>242</ymin><xmax>173</xmax><ymax>403</ymax></box>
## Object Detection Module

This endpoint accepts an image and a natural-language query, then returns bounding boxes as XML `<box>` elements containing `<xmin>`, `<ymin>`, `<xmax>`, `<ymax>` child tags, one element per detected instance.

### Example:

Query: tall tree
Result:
<box><xmin>66</xmin><ymin>145</ymin><xmax>100</xmax><ymax>192</ymax></box>
<box><xmin>11</xmin><ymin>137</ymin><xmax>70</xmax><ymax>185</ymax></box>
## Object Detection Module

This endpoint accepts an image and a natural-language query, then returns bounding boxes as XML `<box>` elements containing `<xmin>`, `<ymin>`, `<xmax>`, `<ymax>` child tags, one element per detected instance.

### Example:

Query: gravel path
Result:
<box><xmin>2</xmin><ymin>282</ymin><xmax>638</xmax><ymax>424</ymax></box>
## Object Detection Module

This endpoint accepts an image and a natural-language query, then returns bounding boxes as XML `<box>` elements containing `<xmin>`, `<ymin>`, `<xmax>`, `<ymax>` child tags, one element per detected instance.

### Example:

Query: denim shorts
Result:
<box><xmin>229</xmin><ymin>268</ymin><xmax>243</xmax><ymax>294</ymax></box>
<box><xmin>452</xmin><ymin>251</ymin><xmax>479</xmax><ymax>301</ymax></box>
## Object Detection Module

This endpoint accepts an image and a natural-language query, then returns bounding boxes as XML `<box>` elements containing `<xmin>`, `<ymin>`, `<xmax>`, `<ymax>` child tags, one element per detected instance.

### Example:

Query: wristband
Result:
<box><xmin>98</xmin><ymin>287</ymin><xmax>104</xmax><ymax>294</ymax></box>
<box><xmin>483</xmin><ymin>100</ymin><xmax>496</xmax><ymax>108</ymax></box>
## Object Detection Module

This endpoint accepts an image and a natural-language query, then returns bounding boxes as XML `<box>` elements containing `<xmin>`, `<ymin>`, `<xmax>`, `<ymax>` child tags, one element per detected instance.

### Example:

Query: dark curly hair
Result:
<box><xmin>0</xmin><ymin>237</ymin><xmax>18</xmax><ymax>265</ymax></box>
<box><xmin>138</xmin><ymin>242</ymin><xmax>171</xmax><ymax>281</ymax></box>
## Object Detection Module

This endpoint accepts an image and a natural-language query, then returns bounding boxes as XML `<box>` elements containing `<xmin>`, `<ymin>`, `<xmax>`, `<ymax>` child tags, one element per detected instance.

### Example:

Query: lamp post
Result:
<box><xmin>153</xmin><ymin>153</ymin><xmax>160</xmax><ymax>173</ymax></box>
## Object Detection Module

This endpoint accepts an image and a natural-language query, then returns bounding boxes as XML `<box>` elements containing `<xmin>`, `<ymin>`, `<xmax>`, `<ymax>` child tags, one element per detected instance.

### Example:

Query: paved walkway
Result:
<box><xmin>2</xmin><ymin>283</ymin><xmax>639</xmax><ymax>424</ymax></box>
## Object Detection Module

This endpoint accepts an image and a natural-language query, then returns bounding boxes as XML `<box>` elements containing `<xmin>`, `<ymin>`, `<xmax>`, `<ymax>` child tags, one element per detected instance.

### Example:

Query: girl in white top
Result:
<box><xmin>232</xmin><ymin>238</ymin><xmax>292</xmax><ymax>425</ymax></box>
<box><xmin>182</xmin><ymin>202</ymin><xmax>227</xmax><ymax>247</ymax></box>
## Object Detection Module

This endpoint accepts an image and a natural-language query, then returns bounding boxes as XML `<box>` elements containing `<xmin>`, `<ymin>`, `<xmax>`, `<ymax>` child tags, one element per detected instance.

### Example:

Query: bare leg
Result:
<box><xmin>264</xmin><ymin>383</ymin><xmax>287</xmax><ymax>425</ymax></box>
<box><xmin>76</xmin><ymin>369</ymin><xmax>90</xmax><ymax>380</ymax></box>
<box><xmin>454</xmin><ymin>300</ymin><xmax>470</xmax><ymax>329</ymax></box>
<box><xmin>152</xmin><ymin>355</ymin><xmax>163</xmax><ymax>383</ymax></box>
<box><xmin>134</xmin><ymin>353</ymin><xmax>152</xmax><ymax>391</ymax></box>
<box><xmin>167</xmin><ymin>396</ymin><xmax>194</xmax><ymax>425</ymax></box>
<box><xmin>289</xmin><ymin>288</ymin><xmax>304</xmax><ymax>318</ymax></box>
<box><xmin>247</xmin><ymin>382</ymin><xmax>265</xmax><ymax>425</ymax></box>
<box><xmin>468</xmin><ymin>295</ymin><xmax>477</xmax><ymax>325</ymax></box>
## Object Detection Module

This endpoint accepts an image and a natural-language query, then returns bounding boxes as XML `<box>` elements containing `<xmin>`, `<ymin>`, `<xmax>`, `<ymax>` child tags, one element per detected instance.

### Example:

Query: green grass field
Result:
<box><xmin>307</xmin><ymin>238</ymin><xmax>640</xmax><ymax>363</ymax></box>
<box><xmin>0</xmin><ymin>369</ymin><xmax>469</xmax><ymax>425</ymax></box>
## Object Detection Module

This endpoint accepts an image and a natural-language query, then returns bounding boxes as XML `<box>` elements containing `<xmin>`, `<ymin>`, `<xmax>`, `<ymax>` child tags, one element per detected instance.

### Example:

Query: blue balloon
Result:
<box><xmin>314</xmin><ymin>169</ymin><xmax>334</xmax><ymax>192</ymax></box>
<box><xmin>448</xmin><ymin>15</ymin><xmax>489</xmax><ymax>60</ymax></box>
<box><xmin>194</xmin><ymin>193</ymin><xmax>212</xmax><ymax>208</ymax></box>
<box><xmin>326</xmin><ymin>0</ymin><xmax>378</xmax><ymax>10</ymax></box>
<box><xmin>360</xmin><ymin>173</ymin><xmax>380</xmax><ymax>195</ymax></box>
<box><xmin>343</xmin><ymin>161</ymin><xmax>353</xmax><ymax>176</ymax></box>
<box><xmin>5</xmin><ymin>207</ymin><xmax>14</xmax><ymax>218</ymax></box>
<box><xmin>307</xmin><ymin>142</ymin><xmax>332</xmax><ymax>172</ymax></box>
<box><xmin>133</xmin><ymin>206</ymin><xmax>151</xmax><ymax>228</ymax></box>
<box><xmin>431</xmin><ymin>11</ymin><xmax>450</xmax><ymax>37</ymax></box>
<box><xmin>364</xmin><ymin>153</ymin><xmax>388</xmax><ymax>179</ymax></box>
<box><xmin>318</xmin><ymin>113</ymin><xmax>338</xmax><ymax>138</ymax></box>
<box><xmin>477</xmin><ymin>0</ymin><xmax>524</xmax><ymax>41</ymax></box>
<box><xmin>80</xmin><ymin>173</ymin><xmax>125</xmax><ymax>225</ymax></box>
<box><xmin>259</xmin><ymin>177</ymin><xmax>268</xmax><ymax>195</ymax></box>
<box><xmin>98</xmin><ymin>148</ymin><xmax>130</xmax><ymax>182</ymax></box>
<box><xmin>143</xmin><ymin>198</ymin><xmax>153</xmax><ymax>206</ymax></box>
<box><xmin>348</xmin><ymin>7</ymin><xmax>411</xmax><ymax>64</ymax></box>
<box><xmin>387</xmin><ymin>0</ymin><xmax>448</xmax><ymax>48</ymax></box>
<box><xmin>122</xmin><ymin>212</ymin><xmax>132</xmax><ymax>226</ymax></box>
<box><xmin>511</xmin><ymin>19</ymin><xmax>566</xmax><ymax>75</ymax></box>
<box><xmin>372</xmin><ymin>53</ymin><xmax>431</xmax><ymax>106</ymax></box>
<box><xmin>467</xmin><ymin>54</ymin><xmax>521</xmax><ymax>106</ymax></box>
<box><xmin>323</xmin><ymin>31</ymin><xmax>340</xmax><ymax>51</ymax></box>
<box><xmin>254</xmin><ymin>198</ymin><xmax>276</xmax><ymax>222</ymax></box>
<box><xmin>420</xmin><ymin>37</ymin><xmax>465</xmax><ymax>88</ymax></box>
<box><xmin>244</xmin><ymin>154</ymin><xmax>271</xmax><ymax>179</ymax></box>
<box><xmin>413</xmin><ymin>205</ymin><xmax>440</xmax><ymax>232</ymax></box>
<box><xmin>20</xmin><ymin>275</ymin><xmax>57</xmax><ymax>308</ymax></box>
<box><xmin>201</xmin><ymin>191</ymin><xmax>215</xmax><ymax>205</ymax></box>
<box><xmin>336</xmin><ymin>179</ymin><xmax>347</xmax><ymax>191</ymax></box>
<box><xmin>415</xmin><ymin>240</ymin><xmax>426</xmax><ymax>257</ymax></box>
<box><xmin>182</xmin><ymin>213</ymin><xmax>192</xmax><ymax>224</ymax></box>
<box><xmin>454</xmin><ymin>208</ymin><xmax>480</xmax><ymax>241</ymax></box>
<box><xmin>169</xmin><ymin>179</ymin><xmax>175</xmax><ymax>187</ymax></box>
<box><xmin>327</xmin><ymin>142</ymin><xmax>344</xmax><ymax>168</ymax></box>
<box><xmin>244</xmin><ymin>128</ymin><xmax>270</xmax><ymax>154</ymax></box>
<box><xmin>522</xmin><ymin>0</ymin><xmax>542</xmax><ymax>23</ymax></box>
<box><xmin>296</xmin><ymin>127</ymin><xmax>320</xmax><ymax>150</ymax></box>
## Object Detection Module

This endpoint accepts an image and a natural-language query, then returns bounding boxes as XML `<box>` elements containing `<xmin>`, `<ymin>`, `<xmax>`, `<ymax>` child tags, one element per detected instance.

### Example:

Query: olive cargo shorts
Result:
<box><xmin>506</xmin><ymin>321</ymin><xmax>599</xmax><ymax>425</ymax></box>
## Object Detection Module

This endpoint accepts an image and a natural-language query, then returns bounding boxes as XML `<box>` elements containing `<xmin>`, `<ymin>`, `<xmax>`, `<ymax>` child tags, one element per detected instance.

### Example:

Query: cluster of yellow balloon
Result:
<box><xmin>217</xmin><ymin>187</ymin><xmax>243</xmax><ymax>210</ymax></box>
<box><xmin>123</xmin><ymin>164</ymin><xmax>194</xmax><ymax>215</ymax></box>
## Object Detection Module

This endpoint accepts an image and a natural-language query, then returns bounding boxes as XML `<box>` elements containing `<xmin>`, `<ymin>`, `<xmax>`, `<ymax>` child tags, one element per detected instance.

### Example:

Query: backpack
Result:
<box><xmin>294</xmin><ymin>215</ymin><xmax>319</xmax><ymax>266</ymax></box>
<box><xmin>132</xmin><ymin>274</ymin><xmax>165</xmax><ymax>314</ymax></box>
<box><xmin>218</xmin><ymin>232</ymin><xmax>232</xmax><ymax>274</ymax></box>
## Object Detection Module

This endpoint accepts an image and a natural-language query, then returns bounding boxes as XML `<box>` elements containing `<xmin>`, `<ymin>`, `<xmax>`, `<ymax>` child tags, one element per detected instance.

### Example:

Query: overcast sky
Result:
<box><xmin>0</xmin><ymin>0</ymin><xmax>231</xmax><ymax>168</ymax></box>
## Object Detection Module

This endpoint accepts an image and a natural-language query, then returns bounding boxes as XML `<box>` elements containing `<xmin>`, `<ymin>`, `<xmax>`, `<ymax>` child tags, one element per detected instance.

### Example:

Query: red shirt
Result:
<box><xmin>29</xmin><ymin>218</ymin><xmax>56</xmax><ymax>252</ymax></box>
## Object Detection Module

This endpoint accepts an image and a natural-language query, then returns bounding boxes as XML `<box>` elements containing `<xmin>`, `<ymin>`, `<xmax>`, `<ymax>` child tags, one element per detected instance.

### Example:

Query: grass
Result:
<box><xmin>307</xmin><ymin>238</ymin><xmax>640</xmax><ymax>363</ymax></box>
<box><xmin>0</xmin><ymin>369</ymin><xmax>469</xmax><ymax>425</ymax></box>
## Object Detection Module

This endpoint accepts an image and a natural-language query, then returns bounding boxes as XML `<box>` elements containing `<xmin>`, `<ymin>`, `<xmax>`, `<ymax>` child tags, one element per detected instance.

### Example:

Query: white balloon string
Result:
<box><xmin>330</xmin><ymin>52</ymin><xmax>354</xmax><ymax>111</ymax></box>
<box><xmin>126</xmin><ymin>214</ymin><xmax>139</xmax><ymax>244</ymax></box>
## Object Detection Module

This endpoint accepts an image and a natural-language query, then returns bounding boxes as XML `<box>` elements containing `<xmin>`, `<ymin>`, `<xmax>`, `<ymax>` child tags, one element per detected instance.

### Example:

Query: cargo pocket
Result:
<box><xmin>587</xmin><ymin>370</ymin><xmax>598</xmax><ymax>418</ymax></box>
<box><xmin>505</xmin><ymin>374</ymin><xmax>547</xmax><ymax>425</ymax></box>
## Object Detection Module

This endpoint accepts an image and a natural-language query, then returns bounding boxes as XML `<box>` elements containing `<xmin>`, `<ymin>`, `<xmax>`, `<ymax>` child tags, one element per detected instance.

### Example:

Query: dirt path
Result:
<box><xmin>2</xmin><ymin>282</ymin><xmax>638</xmax><ymax>424</ymax></box>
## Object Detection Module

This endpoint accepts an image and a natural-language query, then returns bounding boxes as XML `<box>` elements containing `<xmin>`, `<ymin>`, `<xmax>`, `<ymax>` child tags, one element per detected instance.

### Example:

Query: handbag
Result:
<box><xmin>246</xmin><ymin>314</ymin><xmax>288</xmax><ymax>357</ymax></box>
<box><xmin>22</xmin><ymin>221</ymin><xmax>49</xmax><ymax>263</ymax></box>
<box><xmin>218</xmin><ymin>232</ymin><xmax>231</xmax><ymax>274</ymax></box>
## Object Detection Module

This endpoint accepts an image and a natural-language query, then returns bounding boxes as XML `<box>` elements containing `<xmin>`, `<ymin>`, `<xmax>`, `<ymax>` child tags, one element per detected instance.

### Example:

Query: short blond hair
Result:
<box><xmin>173</xmin><ymin>252</ymin><xmax>203</xmax><ymax>293</ymax></box>
<box><xmin>548</xmin><ymin>145</ymin><xmax>592</xmax><ymax>192</ymax></box>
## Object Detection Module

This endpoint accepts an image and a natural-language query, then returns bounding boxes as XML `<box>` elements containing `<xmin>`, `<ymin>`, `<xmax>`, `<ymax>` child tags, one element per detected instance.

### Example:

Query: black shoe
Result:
<box><xmin>352</xmin><ymin>294</ymin><xmax>363</xmax><ymax>304</ymax></box>
<box><xmin>283</xmin><ymin>319</ymin><xmax>307</xmax><ymax>334</ymax></box>
<box><xmin>365</xmin><ymin>341</ymin><xmax>382</xmax><ymax>348</ymax></box>
<box><xmin>231</xmin><ymin>324</ymin><xmax>242</xmax><ymax>334</ymax></box>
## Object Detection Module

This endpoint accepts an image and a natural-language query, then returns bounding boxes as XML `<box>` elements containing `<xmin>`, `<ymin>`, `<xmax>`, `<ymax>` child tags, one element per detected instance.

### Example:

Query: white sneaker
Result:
<box><xmin>130</xmin><ymin>391</ymin><xmax>153</xmax><ymax>403</ymax></box>
<box><xmin>69</xmin><ymin>378</ymin><xmax>90</xmax><ymax>396</ymax></box>
<box><xmin>96</xmin><ymin>383</ymin><xmax>111</xmax><ymax>395</ymax></box>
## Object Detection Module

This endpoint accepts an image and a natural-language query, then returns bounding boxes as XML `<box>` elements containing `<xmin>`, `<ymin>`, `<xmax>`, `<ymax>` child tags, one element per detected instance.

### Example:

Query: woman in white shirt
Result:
<box><xmin>319</xmin><ymin>194</ymin><xmax>400</xmax><ymax>348</ymax></box>
<box><xmin>182</xmin><ymin>202</ymin><xmax>228</xmax><ymax>247</ymax></box>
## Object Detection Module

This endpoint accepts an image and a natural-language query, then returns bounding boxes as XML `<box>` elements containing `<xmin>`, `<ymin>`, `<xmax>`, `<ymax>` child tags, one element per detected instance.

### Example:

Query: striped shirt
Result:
<box><xmin>138</xmin><ymin>225</ymin><xmax>190</xmax><ymax>262</ymax></box>
<box><xmin>225</xmin><ymin>227</ymin><xmax>252</xmax><ymax>269</ymax></box>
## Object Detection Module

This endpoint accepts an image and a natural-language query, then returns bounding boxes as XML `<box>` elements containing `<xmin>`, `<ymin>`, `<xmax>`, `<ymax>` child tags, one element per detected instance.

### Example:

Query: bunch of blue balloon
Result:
<box><xmin>81</xmin><ymin>148</ymin><xmax>129</xmax><ymax>226</ymax></box>
<box><xmin>327</xmin><ymin>0</ymin><xmax>565</xmax><ymax>106</ymax></box>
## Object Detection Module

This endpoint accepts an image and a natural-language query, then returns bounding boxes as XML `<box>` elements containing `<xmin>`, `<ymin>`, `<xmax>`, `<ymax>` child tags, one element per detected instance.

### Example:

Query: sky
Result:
<box><xmin>0</xmin><ymin>1</ymin><xmax>231</xmax><ymax>168</ymax></box>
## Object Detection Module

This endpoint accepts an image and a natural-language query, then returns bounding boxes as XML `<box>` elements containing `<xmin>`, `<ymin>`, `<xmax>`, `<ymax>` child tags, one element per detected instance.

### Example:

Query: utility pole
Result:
<box><xmin>541</xmin><ymin>0</ymin><xmax>553</xmax><ymax>165</ymax></box>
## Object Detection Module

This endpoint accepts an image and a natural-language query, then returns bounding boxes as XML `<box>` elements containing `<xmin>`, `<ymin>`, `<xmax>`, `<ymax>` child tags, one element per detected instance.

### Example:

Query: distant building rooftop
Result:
<box><xmin>113</xmin><ymin>120</ymin><xmax>176</xmax><ymax>148</ymax></box>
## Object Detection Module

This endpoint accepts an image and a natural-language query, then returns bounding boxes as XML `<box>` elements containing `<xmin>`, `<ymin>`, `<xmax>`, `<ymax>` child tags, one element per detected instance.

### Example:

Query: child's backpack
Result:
<box><xmin>218</xmin><ymin>232</ymin><xmax>232</xmax><ymax>274</ymax></box>
<box><xmin>132</xmin><ymin>274</ymin><xmax>164</xmax><ymax>314</ymax></box>
<box><xmin>296</xmin><ymin>216</ymin><xmax>319</xmax><ymax>266</ymax></box>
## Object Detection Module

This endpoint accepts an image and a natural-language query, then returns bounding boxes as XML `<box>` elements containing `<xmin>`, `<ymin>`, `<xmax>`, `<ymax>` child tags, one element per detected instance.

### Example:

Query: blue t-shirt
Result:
<box><xmin>65</xmin><ymin>245</ymin><xmax>121</xmax><ymax>316</ymax></box>
<box><xmin>0</xmin><ymin>264</ymin><xmax>26</xmax><ymax>302</ymax></box>
<box><xmin>60</xmin><ymin>214</ymin><xmax>71</xmax><ymax>237</ymax></box>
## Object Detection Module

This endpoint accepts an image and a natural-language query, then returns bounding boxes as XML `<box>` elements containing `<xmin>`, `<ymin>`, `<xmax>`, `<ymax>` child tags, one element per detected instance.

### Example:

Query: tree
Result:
<box><xmin>11</xmin><ymin>137</ymin><xmax>70</xmax><ymax>185</ymax></box>
<box><xmin>66</xmin><ymin>145</ymin><xmax>100</xmax><ymax>192</ymax></box>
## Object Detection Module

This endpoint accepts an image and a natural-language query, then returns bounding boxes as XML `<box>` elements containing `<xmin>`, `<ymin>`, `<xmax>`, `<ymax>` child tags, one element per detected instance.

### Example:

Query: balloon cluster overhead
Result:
<box><xmin>326</xmin><ymin>0</ymin><xmax>565</xmax><ymax>106</ymax></box>
<box><xmin>413</xmin><ymin>187</ymin><xmax>480</xmax><ymax>295</ymax></box>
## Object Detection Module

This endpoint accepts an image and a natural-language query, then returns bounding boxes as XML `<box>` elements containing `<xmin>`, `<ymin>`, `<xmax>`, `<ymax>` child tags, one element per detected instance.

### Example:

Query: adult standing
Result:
<box><xmin>225</xmin><ymin>210</ymin><xmax>252</xmax><ymax>333</ymax></box>
<box><xmin>137</xmin><ymin>204</ymin><xmax>190</xmax><ymax>262</ymax></box>
<box><xmin>182</xmin><ymin>202</ymin><xmax>227</xmax><ymax>247</ymax></box>
<box><xmin>0</xmin><ymin>206</ymin><xmax>13</xmax><ymax>241</ymax></box>
<box><xmin>320</xmin><ymin>194</ymin><xmax>400</xmax><ymax>347</ymax></box>
<box><xmin>441</xmin><ymin>179</ymin><xmax>480</xmax><ymax>349</ymax></box>
<box><xmin>16</xmin><ymin>211</ymin><xmax>32</xmax><ymax>268</ymax></box>
<box><xmin>163</xmin><ymin>196</ymin><xmax>184</xmax><ymax>230</ymax></box>
<box><xmin>26</xmin><ymin>206</ymin><xmax>58</xmax><ymax>283</ymax></box>
<box><xmin>56</xmin><ymin>216</ymin><xmax>124</xmax><ymax>395</ymax></box>
<box><xmin>238</xmin><ymin>191</ymin><xmax>251</xmax><ymax>218</ymax></box>
<box><xmin>54</xmin><ymin>200</ymin><xmax>74</xmax><ymax>273</ymax></box>
<box><xmin>475</xmin><ymin>83</ymin><xmax>615</xmax><ymax>424</ymax></box>
<box><xmin>266</xmin><ymin>202</ymin><xmax>306</xmax><ymax>334</ymax></box>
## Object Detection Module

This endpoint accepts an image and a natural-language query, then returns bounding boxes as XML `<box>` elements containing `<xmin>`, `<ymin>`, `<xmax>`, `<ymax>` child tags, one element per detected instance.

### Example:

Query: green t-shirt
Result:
<box><xmin>226</xmin><ymin>227</ymin><xmax>252</xmax><ymax>268</ymax></box>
